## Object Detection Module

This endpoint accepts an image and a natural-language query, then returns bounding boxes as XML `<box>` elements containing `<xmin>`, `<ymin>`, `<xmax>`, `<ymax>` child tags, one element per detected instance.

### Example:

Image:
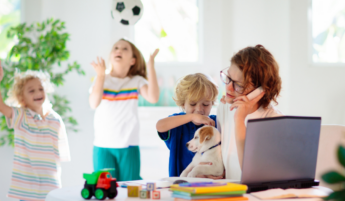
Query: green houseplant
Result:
<box><xmin>0</xmin><ymin>18</ymin><xmax>85</xmax><ymax>146</ymax></box>
<box><xmin>322</xmin><ymin>145</ymin><xmax>345</xmax><ymax>200</ymax></box>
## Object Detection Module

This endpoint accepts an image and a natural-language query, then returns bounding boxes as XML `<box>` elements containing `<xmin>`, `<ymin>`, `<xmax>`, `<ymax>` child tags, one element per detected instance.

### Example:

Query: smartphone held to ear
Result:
<box><xmin>246</xmin><ymin>86</ymin><xmax>264</xmax><ymax>101</ymax></box>
<box><xmin>230</xmin><ymin>86</ymin><xmax>264</xmax><ymax>110</ymax></box>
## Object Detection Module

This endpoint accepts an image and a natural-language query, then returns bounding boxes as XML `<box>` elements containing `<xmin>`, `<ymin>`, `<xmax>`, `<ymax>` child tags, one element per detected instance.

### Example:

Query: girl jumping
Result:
<box><xmin>89</xmin><ymin>39</ymin><xmax>159</xmax><ymax>181</ymax></box>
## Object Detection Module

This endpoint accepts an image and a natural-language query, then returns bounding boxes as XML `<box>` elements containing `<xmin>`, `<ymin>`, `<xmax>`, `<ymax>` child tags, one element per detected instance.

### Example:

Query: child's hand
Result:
<box><xmin>91</xmin><ymin>57</ymin><xmax>106</xmax><ymax>76</ymax></box>
<box><xmin>192</xmin><ymin>114</ymin><xmax>215</xmax><ymax>127</ymax></box>
<box><xmin>0</xmin><ymin>60</ymin><xmax>4</xmax><ymax>82</ymax></box>
<box><xmin>148</xmin><ymin>49</ymin><xmax>159</xmax><ymax>67</ymax></box>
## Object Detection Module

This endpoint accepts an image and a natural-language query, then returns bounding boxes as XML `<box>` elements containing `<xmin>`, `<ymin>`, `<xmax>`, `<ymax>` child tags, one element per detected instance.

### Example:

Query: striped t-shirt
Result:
<box><xmin>6</xmin><ymin>107</ymin><xmax>70</xmax><ymax>201</ymax></box>
<box><xmin>91</xmin><ymin>74</ymin><xmax>148</xmax><ymax>148</ymax></box>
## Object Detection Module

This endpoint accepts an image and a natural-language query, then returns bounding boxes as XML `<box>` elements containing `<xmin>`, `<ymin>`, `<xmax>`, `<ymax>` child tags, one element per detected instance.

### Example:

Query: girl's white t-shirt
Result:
<box><xmin>216</xmin><ymin>102</ymin><xmax>282</xmax><ymax>180</ymax></box>
<box><xmin>91</xmin><ymin>74</ymin><xmax>148</xmax><ymax>148</ymax></box>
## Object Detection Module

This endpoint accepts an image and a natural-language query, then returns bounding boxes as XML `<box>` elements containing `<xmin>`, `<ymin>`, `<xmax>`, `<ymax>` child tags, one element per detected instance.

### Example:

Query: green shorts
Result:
<box><xmin>93</xmin><ymin>146</ymin><xmax>142</xmax><ymax>181</ymax></box>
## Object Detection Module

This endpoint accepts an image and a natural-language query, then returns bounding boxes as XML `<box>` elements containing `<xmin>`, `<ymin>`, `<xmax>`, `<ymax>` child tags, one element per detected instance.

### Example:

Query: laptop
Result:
<box><xmin>240</xmin><ymin>116</ymin><xmax>322</xmax><ymax>193</ymax></box>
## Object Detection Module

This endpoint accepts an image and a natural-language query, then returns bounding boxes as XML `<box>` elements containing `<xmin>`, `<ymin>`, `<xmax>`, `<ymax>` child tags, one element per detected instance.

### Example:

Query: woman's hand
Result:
<box><xmin>230</xmin><ymin>92</ymin><xmax>265</xmax><ymax>122</ymax></box>
<box><xmin>147</xmin><ymin>49</ymin><xmax>159</xmax><ymax>68</ymax></box>
<box><xmin>91</xmin><ymin>57</ymin><xmax>106</xmax><ymax>76</ymax></box>
<box><xmin>192</xmin><ymin>114</ymin><xmax>215</xmax><ymax>127</ymax></box>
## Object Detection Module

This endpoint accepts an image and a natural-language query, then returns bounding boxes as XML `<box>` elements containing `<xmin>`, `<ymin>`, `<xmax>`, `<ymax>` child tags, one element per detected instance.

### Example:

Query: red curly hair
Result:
<box><xmin>231</xmin><ymin>44</ymin><xmax>282</xmax><ymax>108</ymax></box>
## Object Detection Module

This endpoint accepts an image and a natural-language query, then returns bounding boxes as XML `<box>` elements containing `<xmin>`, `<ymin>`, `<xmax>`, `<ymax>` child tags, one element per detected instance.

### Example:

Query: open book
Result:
<box><xmin>251</xmin><ymin>188</ymin><xmax>331</xmax><ymax>200</ymax></box>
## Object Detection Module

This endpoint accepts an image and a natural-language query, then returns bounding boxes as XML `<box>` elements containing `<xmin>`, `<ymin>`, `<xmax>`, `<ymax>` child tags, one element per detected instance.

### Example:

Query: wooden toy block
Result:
<box><xmin>128</xmin><ymin>185</ymin><xmax>142</xmax><ymax>197</ymax></box>
<box><xmin>146</xmin><ymin>182</ymin><xmax>156</xmax><ymax>191</ymax></box>
<box><xmin>152</xmin><ymin>191</ymin><xmax>160</xmax><ymax>199</ymax></box>
<box><xmin>140</xmin><ymin>190</ymin><xmax>150</xmax><ymax>199</ymax></box>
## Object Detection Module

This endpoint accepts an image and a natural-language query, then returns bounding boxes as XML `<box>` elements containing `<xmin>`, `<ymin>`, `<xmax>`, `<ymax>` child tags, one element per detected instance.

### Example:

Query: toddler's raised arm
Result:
<box><xmin>0</xmin><ymin>60</ymin><xmax>13</xmax><ymax>118</ymax></box>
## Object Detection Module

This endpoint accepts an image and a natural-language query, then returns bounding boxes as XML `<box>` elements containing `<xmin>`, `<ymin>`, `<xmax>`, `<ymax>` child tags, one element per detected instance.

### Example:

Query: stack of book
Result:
<box><xmin>170</xmin><ymin>182</ymin><xmax>248</xmax><ymax>201</ymax></box>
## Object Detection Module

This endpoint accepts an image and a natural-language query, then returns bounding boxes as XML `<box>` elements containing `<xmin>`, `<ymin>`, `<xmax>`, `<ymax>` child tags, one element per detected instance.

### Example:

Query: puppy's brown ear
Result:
<box><xmin>199</xmin><ymin>126</ymin><xmax>214</xmax><ymax>144</ymax></box>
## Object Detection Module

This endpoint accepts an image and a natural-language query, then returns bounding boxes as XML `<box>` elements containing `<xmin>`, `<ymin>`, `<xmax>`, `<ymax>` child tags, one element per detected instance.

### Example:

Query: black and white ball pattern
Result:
<box><xmin>111</xmin><ymin>0</ymin><xmax>144</xmax><ymax>25</ymax></box>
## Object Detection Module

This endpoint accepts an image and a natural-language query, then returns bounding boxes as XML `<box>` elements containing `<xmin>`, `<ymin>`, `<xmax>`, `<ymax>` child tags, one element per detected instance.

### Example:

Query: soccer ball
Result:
<box><xmin>111</xmin><ymin>0</ymin><xmax>144</xmax><ymax>26</ymax></box>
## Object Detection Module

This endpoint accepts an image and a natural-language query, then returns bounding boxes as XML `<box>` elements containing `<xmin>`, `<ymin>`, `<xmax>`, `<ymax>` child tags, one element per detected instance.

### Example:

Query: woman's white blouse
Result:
<box><xmin>216</xmin><ymin>102</ymin><xmax>282</xmax><ymax>180</ymax></box>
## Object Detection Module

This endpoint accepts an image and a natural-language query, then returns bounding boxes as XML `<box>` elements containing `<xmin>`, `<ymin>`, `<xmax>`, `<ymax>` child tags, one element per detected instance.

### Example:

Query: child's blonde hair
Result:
<box><xmin>6</xmin><ymin>70</ymin><xmax>54</xmax><ymax>107</ymax></box>
<box><xmin>173</xmin><ymin>73</ymin><xmax>218</xmax><ymax>108</ymax></box>
<box><xmin>109</xmin><ymin>38</ymin><xmax>147</xmax><ymax>79</ymax></box>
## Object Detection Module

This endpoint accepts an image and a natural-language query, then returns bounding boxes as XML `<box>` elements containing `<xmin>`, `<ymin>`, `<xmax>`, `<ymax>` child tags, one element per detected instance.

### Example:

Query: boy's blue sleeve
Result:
<box><xmin>210</xmin><ymin>115</ymin><xmax>217</xmax><ymax>128</ymax></box>
<box><xmin>157</xmin><ymin>112</ymin><xmax>185</xmax><ymax>143</ymax></box>
<box><xmin>158</xmin><ymin>130</ymin><xmax>170</xmax><ymax>141</ymax></box>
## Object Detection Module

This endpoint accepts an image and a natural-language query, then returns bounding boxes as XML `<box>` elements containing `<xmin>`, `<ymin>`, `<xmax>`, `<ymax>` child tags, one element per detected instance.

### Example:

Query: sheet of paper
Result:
<box><xmin>251</xmin><ymin>187</ymin><xmax>331</xmax><ymax>200</ymax></box>
<box><xmin>285</xmin><ymin>188</ymin><xmax>329</xmax><ymax>198</ymax></box>
<box><xmin>251</xmin><ymin>188</ymin><xmax>296</xmax><ymax>199</ymax></box>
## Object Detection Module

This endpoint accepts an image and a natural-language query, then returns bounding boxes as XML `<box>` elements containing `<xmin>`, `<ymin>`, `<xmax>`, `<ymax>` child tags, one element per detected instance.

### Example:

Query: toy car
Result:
<box><xmin>81</xmin><ymin>168</ymin><xmax>118</xmax><ymax>200</ymax></box>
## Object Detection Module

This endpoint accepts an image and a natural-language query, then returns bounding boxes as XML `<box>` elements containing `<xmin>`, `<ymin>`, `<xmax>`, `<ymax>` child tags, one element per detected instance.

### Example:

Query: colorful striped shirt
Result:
<box><xmin>6</xmin><ymin>107</ymin><xmax>70</xmax><ymax>201</ymax></box>
<box><xmin>91</xmin><ymin>74</ymin><xmax>148</xmax><ymax>148</ymax></box>
<box><xmin>102</xmin><ymin>88</ymin><xmax>138</xmax><ymax>101</ymax></box>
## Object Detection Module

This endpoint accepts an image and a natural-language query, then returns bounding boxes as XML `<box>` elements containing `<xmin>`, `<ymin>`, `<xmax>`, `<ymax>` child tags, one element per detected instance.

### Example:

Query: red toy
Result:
<box><xmin>81</xmin><ymin>169</ymin><xmax>118</xmax><ymax>200</ymax></box>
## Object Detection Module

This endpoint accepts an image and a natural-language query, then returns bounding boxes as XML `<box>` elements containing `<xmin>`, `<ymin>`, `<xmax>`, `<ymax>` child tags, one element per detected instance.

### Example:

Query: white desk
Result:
<box><xmin>46</xmin><ymin>185</ymin><xmax>328</xmax><ymax>201</ymax></box>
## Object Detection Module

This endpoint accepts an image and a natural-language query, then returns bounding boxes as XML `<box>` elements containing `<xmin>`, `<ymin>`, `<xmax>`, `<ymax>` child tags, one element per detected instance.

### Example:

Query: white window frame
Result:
<box><xmin>129</xmin><ymin>0</ymin><xmax>204</xmax><ymax>67</ymax></box>
<box><xmin>309</xmin><ymin>0</ymin><xmax>345</xmax><ymax>67</ymax></box>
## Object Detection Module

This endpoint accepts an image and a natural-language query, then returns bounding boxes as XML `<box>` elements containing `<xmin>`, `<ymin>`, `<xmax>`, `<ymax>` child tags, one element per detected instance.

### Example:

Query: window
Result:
<box><xmin>135</xmin><ymin>0</ymin><xmax>201</xmax><ymax>106</ymax></box>
<box><xmin>134</xmin><ymin>0</ymin><xmax>199</xmax><ymax>63</ymax></box>
<box><xmin>0</xmin><ymin>0</ymin><xmax>20</xmax><ymax>59</ymax></box>
<box><xmin>312</xmin><ymin>0</ymin><xmax>345</xmax><ymax>63</ymax></box>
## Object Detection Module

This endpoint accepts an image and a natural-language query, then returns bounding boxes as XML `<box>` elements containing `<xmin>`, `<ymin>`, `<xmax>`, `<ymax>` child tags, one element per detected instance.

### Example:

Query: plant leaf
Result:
<box><xmin>322</xmin><ymin>171</ymin><xmax>345</xmax><ymax>184</ymax></box>
<box><xmin>1</xmin><ymin>18</ymin><xmax>84</xmax><ymax>147</ymax></box>
<box><xmin>324</xmin><ymin>189</ymin><xmax>345</xmax><ymax>200</ymax></box>
<box><xmin>160</xmin><ymin>29</ymin><xmax>167</xmax><ymax>38</ymax></box>
<box><xmin>52</xmin><ymin>19</ymin><xmax>60</xmax><ymax>26</ymax></box>
<box><xmin>338</xmin><ymin>145</ymin><xmax>345</xmax><ymax>168</ymax></box>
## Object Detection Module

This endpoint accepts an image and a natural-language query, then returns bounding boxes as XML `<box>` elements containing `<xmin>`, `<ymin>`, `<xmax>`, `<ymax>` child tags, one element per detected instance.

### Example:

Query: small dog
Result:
<box><xmin>180</xmin><ymin>126</ymin><xmax>224</xmax><ymax>178</ymax></box>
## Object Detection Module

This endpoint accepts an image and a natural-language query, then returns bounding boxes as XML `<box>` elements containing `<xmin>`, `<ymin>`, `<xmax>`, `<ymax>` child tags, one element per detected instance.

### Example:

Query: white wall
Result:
<box><xmin>1</xmin><ymin>0</ymin><xmax>343</xmax><ymax>200</ymax></box>
<box><xmin>289</xmin><ymin>0</ymin><xmax>345</xmax><ymax>124</ymax></box>
<box><xmin>234</xmin><ymin>0</ymin><xmax>290</xmax><ymax>113</ymax></box>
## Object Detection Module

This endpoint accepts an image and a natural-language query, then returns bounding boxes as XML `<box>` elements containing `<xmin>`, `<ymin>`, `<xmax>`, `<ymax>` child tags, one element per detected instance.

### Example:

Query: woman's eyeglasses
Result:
<box><xmin>220</xmin><ymin>68</ymin><xmax>245</xmax><ymax>94</ymax></box>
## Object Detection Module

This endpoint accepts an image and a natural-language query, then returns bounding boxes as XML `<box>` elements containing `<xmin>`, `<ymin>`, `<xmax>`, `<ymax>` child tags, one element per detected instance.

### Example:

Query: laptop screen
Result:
<box><xmin>241</xmin><ymin>116</ymin><xmax>321</xmax><ymax>184</ymax></box>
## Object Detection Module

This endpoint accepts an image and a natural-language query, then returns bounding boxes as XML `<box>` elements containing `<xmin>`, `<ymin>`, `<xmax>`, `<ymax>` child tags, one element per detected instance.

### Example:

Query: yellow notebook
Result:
<box><xmin>170</xmin><ymin>183</ymin><xmax>248</xmax><ymax>194</ymax></box>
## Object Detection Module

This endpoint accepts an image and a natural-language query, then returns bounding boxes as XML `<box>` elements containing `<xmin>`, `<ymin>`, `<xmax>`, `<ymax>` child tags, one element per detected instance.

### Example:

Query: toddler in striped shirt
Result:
<box><xmin>0</xmin><ymin>60</ymin><xmax>70</xmax><ymax>201</ymax></box>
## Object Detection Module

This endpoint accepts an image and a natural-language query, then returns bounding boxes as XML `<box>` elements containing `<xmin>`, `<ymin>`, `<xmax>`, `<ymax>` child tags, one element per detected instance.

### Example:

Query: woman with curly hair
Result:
<box><xmin>217</xmin><ymin>44</ymin><xmax>283</xmax><ymax>180</ymax></box>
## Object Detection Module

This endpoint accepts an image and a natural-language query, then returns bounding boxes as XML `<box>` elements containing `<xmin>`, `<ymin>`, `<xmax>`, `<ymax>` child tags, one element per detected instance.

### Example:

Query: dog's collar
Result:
<box><xmin>201</xmin><ymin>141</ymin><xmax>221</xmax><ymax>155</ymax></box>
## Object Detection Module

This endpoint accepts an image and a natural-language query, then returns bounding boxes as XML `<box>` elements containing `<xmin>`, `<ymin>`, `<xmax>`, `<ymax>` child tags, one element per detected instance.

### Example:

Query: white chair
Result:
<box><xmin>315</xmin><ymin>125</ymin><xmax>345</xmax><ymax>190</ymax></box>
